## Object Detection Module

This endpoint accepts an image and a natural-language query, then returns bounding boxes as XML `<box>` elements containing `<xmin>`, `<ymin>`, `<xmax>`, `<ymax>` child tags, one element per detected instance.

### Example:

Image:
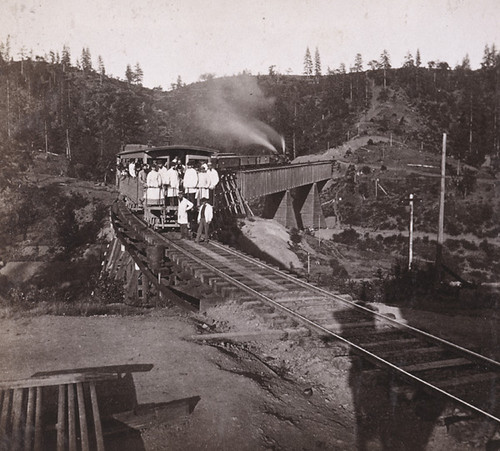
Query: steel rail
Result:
<box><xmin>209</xmin><ymin>240</ymin><xmax>500</xmax><ymax>371</ymax></box>
<box><xmin>113</xmin><ymin>202</ymin><xmax>500</xmax><ymax>424</ymax></box>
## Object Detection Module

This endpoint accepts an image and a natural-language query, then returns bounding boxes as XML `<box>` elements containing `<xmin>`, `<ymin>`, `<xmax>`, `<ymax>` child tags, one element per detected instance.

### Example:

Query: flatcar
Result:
<box><xmin>117</xmin><ymin>144</ymin><xmax>216</xmax><ymax>229</ymax></box>
<box><xmin>116</xmin><ymin>144</ymin><xmax>287</xmax><ymax>230</ymax></box>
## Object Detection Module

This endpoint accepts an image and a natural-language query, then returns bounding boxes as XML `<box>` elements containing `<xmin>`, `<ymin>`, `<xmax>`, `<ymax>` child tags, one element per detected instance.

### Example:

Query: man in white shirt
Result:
<box><xmin>158</xmin><ymin>161</ymin><xmax>169</xmax><ymax>206</ymax></box>
<box><xmin>206</xmin><ymin>162</ymin><xmax>219</xmax><ymax>203</ymax></box>
<box><xmin>165</xmin><ymin>163</ymin><xmax>180</xmax><ymax>206</ymax></box>
<box><xmin>145</xmin><ymin>164</ymin><xmax>162</xmax><ymax>205</ymax></box>
<box><xmin>177</xmin><ymin>191</ymin><xmax>194</xmax><ymax>239</ymax></box>
<box><xmin>195</xmin><ymin>197</ymin><xmax>213</xmax><ymax>244</ymax></box>
<box><xmin>196</xmin><ymin>164</ymin><xmax>210</xmax><ymax>205</ymax></box>
<box><xmin>128</xmin><ymin>159</ymin><xmax>136</xmax><ymax>178</ymax></box>
<box><xmin>183</xmin><ymin>161</ymin><xmax>199</xmax><ymax>204</ymax></box>
<box><xmin>146</xmin><ymin>164</ymin><xmax>161</xmax><ymax>187</ymax></box>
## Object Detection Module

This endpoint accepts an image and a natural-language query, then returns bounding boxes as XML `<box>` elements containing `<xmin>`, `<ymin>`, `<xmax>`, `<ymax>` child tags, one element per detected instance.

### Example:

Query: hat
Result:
<box><xmin>207</xmin><ymin>161</ymin><xmax>213</xmax><ymax>166</ymax></box>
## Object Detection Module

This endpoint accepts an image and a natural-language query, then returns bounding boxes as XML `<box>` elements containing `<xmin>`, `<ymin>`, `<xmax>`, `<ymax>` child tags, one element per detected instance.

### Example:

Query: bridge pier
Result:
<box><xmin>297</xmin><ymin>182</ymin><xmax>326</xmax><ymax>229</ymax></box>
<box><xmin>262</xmin><ymin>182</ymin><xmax>326</xmax><ymax>230</ymax></box>
<box><xmin>236</xmin><ymin>160</ymin><xmax>333</xmax><ymax>230</ymax></box>
<box><xmin>263</xmin><ymin>190</ymin><xmax>298</xmax><ymax>228</ymax></box>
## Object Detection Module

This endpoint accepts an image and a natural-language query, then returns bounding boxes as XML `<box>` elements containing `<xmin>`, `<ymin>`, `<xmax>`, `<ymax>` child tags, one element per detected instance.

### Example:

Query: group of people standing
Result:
<box><xmin>126</xmin><ymin>158</ymin><xmax>219</xmax><ymax>243</ymax></box>
<box><xmin>141</xmin><ymin>158</ymin><xmax>219</xmax><ymax>205</ymax></box>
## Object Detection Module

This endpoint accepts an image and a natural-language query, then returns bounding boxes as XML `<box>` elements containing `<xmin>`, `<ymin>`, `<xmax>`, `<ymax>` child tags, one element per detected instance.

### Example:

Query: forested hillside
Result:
<box><xmin>0</xmin><ymin>45</ymin><xmax>499</xmax><ymax>188</ymax></box>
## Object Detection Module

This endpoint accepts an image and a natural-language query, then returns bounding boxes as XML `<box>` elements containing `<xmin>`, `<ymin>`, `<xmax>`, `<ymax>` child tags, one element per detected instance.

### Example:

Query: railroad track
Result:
<box><xmin>111</xmin><ymin>201</ymin><xmax>500</xmax><ymax>424</ymax></box>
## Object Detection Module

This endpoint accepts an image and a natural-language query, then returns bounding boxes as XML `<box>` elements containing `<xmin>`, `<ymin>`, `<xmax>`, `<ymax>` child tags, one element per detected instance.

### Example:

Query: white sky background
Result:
<box><xmin>3</xmin><ymin>0</ymin><xmax>500</xmax><ymax>89</ymax></box>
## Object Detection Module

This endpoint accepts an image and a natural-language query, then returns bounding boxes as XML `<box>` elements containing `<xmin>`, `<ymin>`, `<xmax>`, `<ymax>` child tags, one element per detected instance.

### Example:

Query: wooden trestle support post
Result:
<box><xmin>102</xmin><ymin>219</ymin><xmax>200</xmax><ymax>309</ymax></box>
<box><xmin>102</xmin><ymin>234</ymin><xmax>160</xmax><ymax>306</ymax></box>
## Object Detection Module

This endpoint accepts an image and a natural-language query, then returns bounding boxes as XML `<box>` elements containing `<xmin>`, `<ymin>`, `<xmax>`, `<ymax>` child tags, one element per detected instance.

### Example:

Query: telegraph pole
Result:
<box><xmin>408</xmin><ymin>194</ymin><xmax>414</xmax><ymax>270</ymax></box>
<box><xmin>436</xmin><ymin>133</ymin><xmax>447</xmax><ymax>280</ymax></box>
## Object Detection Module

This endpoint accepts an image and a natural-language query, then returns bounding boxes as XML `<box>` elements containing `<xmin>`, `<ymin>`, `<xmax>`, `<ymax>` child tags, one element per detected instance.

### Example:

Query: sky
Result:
<box><xmin>2</xmin><ymin>0</ymin><xmax>500</xmax><ymax>89</ymax></box>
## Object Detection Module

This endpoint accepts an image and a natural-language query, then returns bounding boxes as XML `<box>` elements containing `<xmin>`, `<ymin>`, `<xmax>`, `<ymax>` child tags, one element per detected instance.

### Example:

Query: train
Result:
<box><xmin>116</xmin><ymin>144</ymin><xmax>286</xmax><ymax>230</ymax></box>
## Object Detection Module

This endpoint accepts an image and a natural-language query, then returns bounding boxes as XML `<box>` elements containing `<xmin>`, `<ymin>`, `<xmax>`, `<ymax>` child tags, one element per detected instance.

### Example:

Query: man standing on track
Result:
<box><xmin>177</xmin><ymin>191</ymin><xmax>194</xmax><ymax>239</ymax></box>
<box><xmin>195</xmin><ymin>197</ymin><xmax>213</xmax><ymax>244</ymax></box>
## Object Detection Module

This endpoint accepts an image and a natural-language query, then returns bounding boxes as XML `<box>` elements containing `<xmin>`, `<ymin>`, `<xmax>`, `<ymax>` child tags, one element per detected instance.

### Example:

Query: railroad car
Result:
<box><xmin>116</xmin><ymin>144</ymin><xmax>287</xmax><ymax>230</ymax></box>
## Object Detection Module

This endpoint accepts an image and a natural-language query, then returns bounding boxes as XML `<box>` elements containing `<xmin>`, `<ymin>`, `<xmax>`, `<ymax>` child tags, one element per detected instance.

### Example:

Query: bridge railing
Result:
<box><xmin>236</xmin><ymin>161</ymin><xmax>333</xmax><ymax>200</ymax></box>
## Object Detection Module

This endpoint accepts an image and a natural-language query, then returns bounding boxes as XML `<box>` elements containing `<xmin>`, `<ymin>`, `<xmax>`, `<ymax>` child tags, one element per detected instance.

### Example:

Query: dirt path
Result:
<box><xmin>0</xmin><ymin>311</ymin><xmax>355</xmax><ymax>450</ymax></box>
<box><xmin>2</xmin><ymin>305</ymin><xmax>498</xmax><ymax>449</ymax></box>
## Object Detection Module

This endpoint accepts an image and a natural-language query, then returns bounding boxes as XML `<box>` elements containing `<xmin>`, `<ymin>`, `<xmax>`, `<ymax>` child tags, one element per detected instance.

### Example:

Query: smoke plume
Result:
<box><xmin>194</xmin><ymin>75</ymin><xmax>283</xmax><ymax>153</ymax></box>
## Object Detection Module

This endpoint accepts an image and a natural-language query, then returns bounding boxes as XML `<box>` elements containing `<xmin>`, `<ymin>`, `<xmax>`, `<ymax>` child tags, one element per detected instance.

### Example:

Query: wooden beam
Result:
<box><xmin>89</xmin><ymin>383</ymin><xmax>105</xmax><ymax>451</ymax></box>
<box><xmin>11</xmin><ymin>388</ymin><xmax>23</xmax><ymax>451</ymax></box>
<box><xmin>437</xmin><ymin>372</ymin><xmax>499</xmax><ymax>389</ymax></box>
<box><xmin>0</xmin><ymin>373</ymin><xmax>118</xmax><ymax>390</ymax></box>
<box><xmin>24</xmin><ymin>387</ymin><xmax>36</xmax><ymax>451</ymax></box>
<box><xmin>57</xmin><ymin>385</ymin><xmax>66</xmax><ymax>451</ymax></box>
<box><xmin>67</xmin><ymin>384</ymin><xmax>77</xmax><ymax>451</ymax></box>
<box><xmin>401</xmin><ymin>358</ymin><xmax>472</xmax><ymax>373</ymax></box>
<box><xmin>76</xmin><ymin>383</ymin><xmax>89</xmax><ymax>451</ymax></box>
<box><xmin>0</xmin><ymin>389</ymin><xmax>12</xmax><ymax>440</ymax></box>
<box><xmin>33</xmin><ymin>387</ymin><xmax>43</xmax><ymax>451</ymax></box>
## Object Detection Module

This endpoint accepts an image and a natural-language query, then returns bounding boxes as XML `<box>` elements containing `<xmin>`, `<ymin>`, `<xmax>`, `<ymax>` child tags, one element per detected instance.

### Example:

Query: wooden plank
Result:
<box><xmin>322</xmin><ymin>321</ymin><xmax>383</xmax><ymax>331</ymax></box>
<box><xmin>11</xmin><ymin>388</ymin><xmax>23</xmax><ymax>451</ymax></box>
<box><xmin>89</xmin><ymin>383</ymin><xmax>105</xmax><ymax>451</ymax></box>
<box><xmin>0</xmin><ymin>389</ymin><xmax>8</xmax><ymax>438</ymax></box>
<box><xmin>57</xmin><ymin>385</ymin><xmax>66</xmax><ymax>451</ymax></box>
<box><xmin>67</xmin><ymin>384</ymin><xmax>77</xmax><ymax>451</ymax></box>
<box><xmin>401</xmin><ymin>358</ymin><xmax>472</xmax><ymax>373</ymax></box>
<box><xmin>76</xmin><ymin>383</ymin><xmax>89</xmax><ymax>451</ymax></box>
<box><xmin>32</xmin><ymin>364</ymin><xmax>154</xmax><ymax>377</ymax></box>
<box><xmin>378</xmin><ymin>346</ymin><xmax>442</xmax><ymax>358</ymax></box>
<box><xmin>24</xmin><ymin>387</ymin><xmax>36</xmax><ymax>451</ymax></box>
<box><xmin>0</xmin><ymin>372</ymin><xmax>118</xmax><ymax>390</ymax></box>
<box><xmin>436</xmin><ymin>372</ymin><xmax>499</xmax><ymax>389</ymax></box>
<box><xmin>112</xmin><ymin>396</ymin><xmax>201</xmax><ymax>430</ymax></box>
<box><xmin>358</xmin><ymin>337</ymin><xmax>420</xmax><ymax>349</ymax></box>
<box><xmin>33</xmin><ymin>387</ymin><xmax>43</xmax><ymax>451</ymax></box>
<box><xmin>391</xmin><ymin>372</ymin><xmax>499</xmax><ymax>398</ymax></box>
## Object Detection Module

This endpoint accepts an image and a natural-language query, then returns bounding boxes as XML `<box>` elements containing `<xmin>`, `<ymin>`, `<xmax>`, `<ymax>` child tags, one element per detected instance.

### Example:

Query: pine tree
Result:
<box><xmin>98</xmin><ymin>55</ymin><xmax>106</xmax><ymax>85</ymax></box>
<box><xmin>379</xmin><ymin>49</ymin><xmax>391</xmax><ymax>69</ymax></box>
<box><xmin>403</xmin><ymin>51</ymin><xmax>414</xmax><ymax>67</ymax></box>
<box><xmin>81</xmin><ymin>47</ymin><xmax>92</xmax><ymax>72</ymax></box>
<box><xmin>303</xmin><ymin>47</ymin><xmax>313</xmax><ymax>76</ymax></box>
<box><xmin>3</xmin><ymin>35</ymin><xmax>11</xmax><ymax>61</ymax></box>
<box><xmin>379</xmin><ymin>50</ymin><xmax>391</xmax><ymax>89</ymax></box>
<box><xmin>314</xmin><ymin>47</ymin><xmax>322</xmax><ymax>76</ymax></box>
<box><xmin>125</xmin><ymin>64</ymin><xmax>134</xmax><ymax>84</ymax></box>
<box><xmin>415</xmin><ymin>49</ymin><xmax>421</xmax><ymax>67</ymax></box>
<box><xmin>134</xmin><ymin>62</ymin><xmax>144</xmax><ymax>85</ymax></box>
<box><xmin>481</xmin><ymin>43</ymin><xmax>497</xmax><ymax>69</ymax></box>
<box><xmin>61</xmin><ymin>45</ymin><xmax>71</xmax><ymax>71</ymax></box>
<box><xmin>353</xmin><ymin>53</ymin><xmax>363</xmax><ymax>72</ymax></box>
<box><xmin>97</xmin><ymin>55</ymin><xmax>106</xmax><ymax>76</ymax></box>
<box><xmin>461</xmin><ymin>54</ymin><xmax>471</xmax><ymax>70</ymax></box>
